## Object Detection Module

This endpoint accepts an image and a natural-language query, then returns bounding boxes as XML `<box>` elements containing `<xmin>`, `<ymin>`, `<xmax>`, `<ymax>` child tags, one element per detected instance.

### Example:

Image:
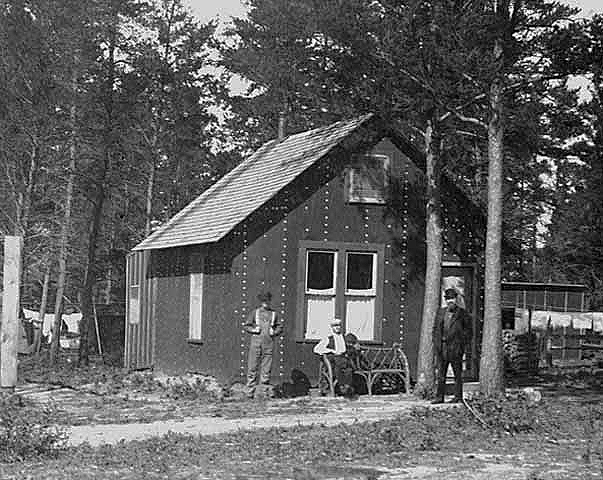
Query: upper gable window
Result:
<box><xmin>346</xmin><ymin>154</ymin><xmax>389</xmax><ymax>204</ymax></box>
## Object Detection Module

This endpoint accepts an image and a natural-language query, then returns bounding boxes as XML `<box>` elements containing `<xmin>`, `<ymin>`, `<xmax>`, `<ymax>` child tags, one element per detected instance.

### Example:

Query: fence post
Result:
<box><xmin>1</xmin><ymin>236</ymin><xmax>23</xmax><ymax>392</ymax></box>
<box><xmin>527</xmin><ymin>308</ymin><xmax>533</xmax><ymax>373</ymax></box>
<box><xmin>545</xmin><ymin>316</ymin><xmax>553</xmax><ymax>367</ymax></box>
<box><xmin>562</xmin><ymin>326</ymin><xmax>567</xmax><ymax>363</ymax></box>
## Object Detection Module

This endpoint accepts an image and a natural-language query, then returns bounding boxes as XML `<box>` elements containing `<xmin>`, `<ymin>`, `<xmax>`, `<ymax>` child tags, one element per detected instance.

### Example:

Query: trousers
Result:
<box><xmin>246</xmin><ymin>336</ymin><xmax>274</xmax><ymax>395</ymax></box>
<box><xmin>435</xmin><ymin>342</ymin><xmax>463</xmax><ymax>401</ymax></box>
<box><xmin>327</xmin><ymin>354</ymin><xmax>354</xmax><ymax>391</ymax></box>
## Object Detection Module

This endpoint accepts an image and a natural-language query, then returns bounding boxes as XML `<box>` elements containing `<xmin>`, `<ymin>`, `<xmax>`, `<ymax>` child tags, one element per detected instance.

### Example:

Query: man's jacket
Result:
<box><xmin>433</xmin><ymin>306</ymin><xmax>472</xmax><ymax>357</ymax></box>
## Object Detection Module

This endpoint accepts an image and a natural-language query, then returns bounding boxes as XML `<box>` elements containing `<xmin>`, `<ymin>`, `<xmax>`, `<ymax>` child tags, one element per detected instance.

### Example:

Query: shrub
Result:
<box><xmin>0</xmin><ymin>394</ymin><xmax>67</xmax><ymax>463</ymax></box>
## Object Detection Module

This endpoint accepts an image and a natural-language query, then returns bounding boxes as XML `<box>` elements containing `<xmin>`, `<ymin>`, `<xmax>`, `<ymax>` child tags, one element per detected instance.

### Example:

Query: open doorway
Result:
<box><xmin>442</xmin><ymin>263</ymin><xmax>478</xmax><ymax>379</ymax></box>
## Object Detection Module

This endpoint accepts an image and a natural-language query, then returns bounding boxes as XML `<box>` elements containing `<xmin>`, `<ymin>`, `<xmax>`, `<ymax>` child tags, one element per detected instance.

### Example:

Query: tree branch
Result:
<box><xmin>452</xmin><ymin>111</ymin><xmax>488</xmax><ymax>129</ymax></box>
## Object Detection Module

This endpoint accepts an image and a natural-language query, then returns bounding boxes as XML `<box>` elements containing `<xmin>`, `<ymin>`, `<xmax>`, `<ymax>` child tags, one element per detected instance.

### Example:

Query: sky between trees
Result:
<box><xmin>186</xmin><ymin>0</ymin><xmax>602</xmax><ymax>22</ymax></box>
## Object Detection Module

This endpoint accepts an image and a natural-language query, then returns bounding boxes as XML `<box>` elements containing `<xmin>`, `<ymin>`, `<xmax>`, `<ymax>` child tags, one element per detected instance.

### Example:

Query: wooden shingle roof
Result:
<box><xmin>133</xmin><ymin>114</ymin><xmax>374</xmax><ymax>251</ymax></box>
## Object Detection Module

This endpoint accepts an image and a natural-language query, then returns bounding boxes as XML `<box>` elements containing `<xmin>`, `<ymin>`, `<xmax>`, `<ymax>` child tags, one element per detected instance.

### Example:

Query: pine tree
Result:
<box><xmin>543</xmin><ymin>15</ymin><xmax>603</xmax><ymax>309</ymax></box>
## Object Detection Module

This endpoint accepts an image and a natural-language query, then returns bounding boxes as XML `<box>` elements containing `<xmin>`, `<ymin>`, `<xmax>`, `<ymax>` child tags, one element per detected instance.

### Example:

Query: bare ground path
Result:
<box><xmin>14</xmin><ymin>382</ymin><xmax>437</xmax><ymax>446</ymax></box>
<box><xmin>65</xmin><ymin>395</ymin><xmax>434</xmax><ymax>446</ymax></box>
<box><xmin>6</xmin><ymin>382</ymin><xmax>601</xmax><ymax>479</ymax></box>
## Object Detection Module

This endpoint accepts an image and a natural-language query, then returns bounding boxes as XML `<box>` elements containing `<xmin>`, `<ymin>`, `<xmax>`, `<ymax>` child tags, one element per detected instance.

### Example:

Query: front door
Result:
<box><xmin>441</xmin><ymin>264</ymin><xmax>478</xmax><ymax>379</ymax></box>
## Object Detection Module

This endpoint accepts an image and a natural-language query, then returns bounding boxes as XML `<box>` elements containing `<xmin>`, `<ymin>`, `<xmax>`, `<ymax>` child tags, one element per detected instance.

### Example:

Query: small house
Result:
<box><xmin>125</xmin><ymin>114</ymin><xmax>487</xmax><ymax>384</ymax></box>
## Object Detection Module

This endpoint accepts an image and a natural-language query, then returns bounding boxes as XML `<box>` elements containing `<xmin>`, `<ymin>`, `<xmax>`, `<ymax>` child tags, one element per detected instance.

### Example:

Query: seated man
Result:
<box><xmin>313</xmin><ymin>318</ymin><xmax>356</xmax><ymax>397</ymax></box>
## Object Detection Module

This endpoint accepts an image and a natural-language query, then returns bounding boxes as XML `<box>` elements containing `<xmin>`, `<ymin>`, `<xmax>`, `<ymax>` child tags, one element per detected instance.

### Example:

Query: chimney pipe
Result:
<box><xmin>277</xmin><ymin>112</ymin><xmax>286</xmax><ymax>142</ymax></box>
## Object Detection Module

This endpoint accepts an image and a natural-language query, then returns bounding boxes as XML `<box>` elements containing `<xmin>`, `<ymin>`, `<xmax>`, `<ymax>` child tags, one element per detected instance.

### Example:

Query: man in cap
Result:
<box><xmin>432</xmin><ymin>288</ymin><xmax>472</xmax><ymax>403</ymax></box>
<box><xmin>245</xmin><ymin>291</ymin><xmax>284</xmax><ymax>399</ymax></box>
<box><xmin>313</xmin><ymin>318</ymin><xmax>356</xmax><ymax>397</ymax></box>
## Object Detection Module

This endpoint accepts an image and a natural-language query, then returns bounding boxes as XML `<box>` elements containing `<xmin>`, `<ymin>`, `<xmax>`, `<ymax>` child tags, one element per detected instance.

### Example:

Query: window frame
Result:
<box><xmin>296</xmin><ymin>241</ymin><xmax>385</xmax><ymax>343</ymax></box>
<box><xmin>305</xmin><ymin>249</ymin><xmax>338</xmax><ymax>295</ymax></box>
<box><xmin>128</xmin><ymin>284</ymin><xmax>140</xmax><ymax>325</ymax></box>
<box><xmin>346</xmin><ymin>153</ymin><xmax>390</xmax><ymax>204</ymax></box>
<box><xmin>345</xmin><ymin>251</ymin><xmax>377</xmax><ymax>296</ymax></box>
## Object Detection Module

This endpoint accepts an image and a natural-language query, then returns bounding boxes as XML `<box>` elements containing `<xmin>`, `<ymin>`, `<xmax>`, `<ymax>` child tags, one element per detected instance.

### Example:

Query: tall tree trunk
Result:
<box><xmin>145</xmin><ymin>158</ymin><xmax>156</xmax><ymax>237</ymax></box>
<box><xmin>34</xmin><ymin>264</ymin><xmax>50</xmax><ymax>357</ymax></box>
<box><xmin>416</xmin><ymin>117</ymin><xmax>443</xmax><ymax>396</ymax></box>
<box><xmin>79</xmin><ymin>184</ymin><xmax>105</xmax><ymax>366</ymax></box>
<box><xmin>480</xmin><ymin>36</ymin><xmax>505</xmax><ymax>395</ymax></box>
<box><xmin>14</xmin><ymin>141</ymin><xmax>37</xmax><ymax>310</ymax></box>
<box><xmin>50</xmin><ymin>73</ymin><xmax>77</xmax><ymax>365</ymax></box>
<box><xmin>14</xmin><ymin>141</ymin><xmax>37</xmax><ymax>237</ymax></box>
<box><xmin>21</xmin><ymin>142</ymin><xmax>37</xmax><ymax>236</ymax></box>
<box><xmin>79</xmin><ymin>8</ymin><xmax>117</xmax><ymax>366</ymax></box>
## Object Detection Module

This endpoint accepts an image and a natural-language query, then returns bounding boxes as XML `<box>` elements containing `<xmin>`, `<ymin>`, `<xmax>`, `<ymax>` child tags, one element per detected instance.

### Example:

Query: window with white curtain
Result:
<box><xmin>304</xmin><ymin>250</ymin><xmax>337</xmax><ymax>339</ymax></box>
<box><xmin>345</xmin><ymin>252</ymin><xmax>377</xmax><ymax>340</ymax></box>
<box><xmin>298</xmin><ymin>242</ymin><xmax>384</xmax><ymax>342</ymax></box>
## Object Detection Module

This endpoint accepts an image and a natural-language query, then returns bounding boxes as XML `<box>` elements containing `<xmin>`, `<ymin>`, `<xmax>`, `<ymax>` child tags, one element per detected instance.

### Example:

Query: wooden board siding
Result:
<box><xmin>125</xmin><ymin>250</ymin><xmax>155</xmax><ymax>370</ymax></box>
<box><xmin>135</xmin><ymin>136</ymin><xmax>485</xmax><ymax>383</ymax></box>
<box><xmin>150</xmin><ymin>249</ymin><xmax>243</xmax><ymax>380</ymax></box>
<box><xmin>221</xmin><ymin>138</ymin><xmax>426</xmax><ymax>383</ymax></box>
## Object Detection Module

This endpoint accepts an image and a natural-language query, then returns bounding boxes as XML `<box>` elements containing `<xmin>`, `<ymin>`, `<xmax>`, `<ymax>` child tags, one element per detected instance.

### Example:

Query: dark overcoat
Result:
<box><xmin>433</xmin><ymin>306</ymin><xmax>472</xmax><ymax>359</ymax></box>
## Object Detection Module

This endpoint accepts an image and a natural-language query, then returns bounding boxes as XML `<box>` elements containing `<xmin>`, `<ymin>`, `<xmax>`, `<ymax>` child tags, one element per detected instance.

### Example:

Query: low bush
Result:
<box><xmin>465</xmin><ymin>392</ymin><xmax>548</xmax><ymax>434</ymax></box>
<box><xmin>0</xmin><ymin>394</ymin><xmax>67</xmax><ymax>463</ymax></box>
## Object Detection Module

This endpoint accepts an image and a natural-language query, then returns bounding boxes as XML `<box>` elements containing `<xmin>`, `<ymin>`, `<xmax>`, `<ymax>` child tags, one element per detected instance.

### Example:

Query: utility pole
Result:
<box><xmin>1</xmin><ymin>236</ymin><xmax>23</xmax><ymax>392</ymax></box>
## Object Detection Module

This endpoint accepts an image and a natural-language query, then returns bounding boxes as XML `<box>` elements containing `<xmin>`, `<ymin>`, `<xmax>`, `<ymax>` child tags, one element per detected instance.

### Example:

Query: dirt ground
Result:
<box><xmin>66</xmin><ymin>395</ymin><xmax>434</xmax><ymax>446</ymax></box>
<box><xmin>5</xmin><ymin>366</ymin><xmax>603</xmax><ymax>479</ymax></box>
<box><xmin>14</xmin><ymin>383</ymin><xmax>433</xmax><ymax>446</ymax></box>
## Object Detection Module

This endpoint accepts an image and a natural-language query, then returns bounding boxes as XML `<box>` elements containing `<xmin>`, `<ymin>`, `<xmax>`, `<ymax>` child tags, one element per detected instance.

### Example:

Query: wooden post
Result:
<box><xmin>545</xmin><ymin>315</ymin><xmax>553</xmax><ymax>368</ymax></box>
<box><xmin>562</xmin><ymin>325</ymin><xmax>567</xmax><ymax>363</ymax></box>
<box><xmin>1</xmin><ymin>236</ymin><xmax>23</xmax><ymax>391</ymax></box>
<box><xmin>527</xmin><ymin>308</ymin><xmax>533</xmax><ymax>374</ymax></box>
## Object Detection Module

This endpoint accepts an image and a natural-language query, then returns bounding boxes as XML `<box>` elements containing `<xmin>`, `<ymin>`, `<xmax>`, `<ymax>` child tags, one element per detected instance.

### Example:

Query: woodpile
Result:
<box><xmin>503</xmin><ymin>330</ymin><xmax>539</xmax><ymax>375</ymax></box>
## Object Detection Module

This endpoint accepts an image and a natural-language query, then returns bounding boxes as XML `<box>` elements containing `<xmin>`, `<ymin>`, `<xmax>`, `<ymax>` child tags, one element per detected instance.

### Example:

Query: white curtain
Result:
<box><xmin>305</xmin><ymin>295</ymin><xmax>335</xmax><ymax>339</ymax></box>
<box><xmin>345</xmin><ymin>297</ymin><xmax>375</xmax><ymax>340</ymax></box>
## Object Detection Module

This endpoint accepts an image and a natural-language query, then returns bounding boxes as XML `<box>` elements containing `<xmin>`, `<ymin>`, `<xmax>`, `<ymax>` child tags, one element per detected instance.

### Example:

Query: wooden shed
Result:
<box><xmin>501</xmin><ymin>282</ymin><xmax>588</xmax><ymax>314</ymax></box>
<box><xmin>125</xmin><ymin>114</ymin><xmax>487</xmax><ymax>384</ymax></box>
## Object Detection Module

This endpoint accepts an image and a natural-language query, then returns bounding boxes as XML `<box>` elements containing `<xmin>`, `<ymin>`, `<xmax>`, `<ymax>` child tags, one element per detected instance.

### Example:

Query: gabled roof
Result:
<box><xmin>134</xmin><ymin>114</ymin><xmax>374</xmax><ymax>251</ymax></box>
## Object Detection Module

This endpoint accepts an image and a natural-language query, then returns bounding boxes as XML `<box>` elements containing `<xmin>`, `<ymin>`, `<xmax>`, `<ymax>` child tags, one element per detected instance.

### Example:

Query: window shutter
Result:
<box><xmin>348</xmin><ymin>154</ymin><xmax>388</xmax><ymax>204</ymax></box>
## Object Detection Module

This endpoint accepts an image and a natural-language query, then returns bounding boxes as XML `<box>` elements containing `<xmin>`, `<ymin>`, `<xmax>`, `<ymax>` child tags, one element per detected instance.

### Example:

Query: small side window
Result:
<box><xmin>128</xmin><ymin>285</ymin><xmax>140</xmax><ymax>325</ymax></box>
<box><xmin>189</xmin><ymin>273</ymin><xmax>203</xmax><ymax>340</ymax></box>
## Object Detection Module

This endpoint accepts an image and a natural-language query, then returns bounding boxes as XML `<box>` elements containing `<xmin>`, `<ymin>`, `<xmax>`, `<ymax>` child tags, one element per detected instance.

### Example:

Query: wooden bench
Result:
<box><xmin>318</xmin><ymin>343</ymin><xmax>411</xmax><ymax>396</ymax></box>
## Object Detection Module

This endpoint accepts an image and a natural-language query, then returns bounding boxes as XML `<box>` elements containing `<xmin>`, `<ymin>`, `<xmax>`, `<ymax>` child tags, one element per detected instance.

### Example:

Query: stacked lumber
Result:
<box><xmin>503</xmin><ymin>330</ymin><xmax>539</xmax><ymax>375</ymax></box>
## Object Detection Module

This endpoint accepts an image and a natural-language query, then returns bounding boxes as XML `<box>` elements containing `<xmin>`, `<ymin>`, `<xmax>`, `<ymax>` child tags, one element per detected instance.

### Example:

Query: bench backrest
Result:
<box><xmin>356</xmin><ymin>344</ymin><xmax>407</xmax><ymax>371</ymax></box>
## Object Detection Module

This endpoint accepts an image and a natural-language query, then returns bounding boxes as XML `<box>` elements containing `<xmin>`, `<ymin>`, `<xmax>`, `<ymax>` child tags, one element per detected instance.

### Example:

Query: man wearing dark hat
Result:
<box><xmin>244</xmin><ymin>291</ymin><xmax>284</xmax><ymax>399</ymax></box>
<box><xmin>432</xmin><ymin>288</ymin><xmax>472</xmax><ymax>403</ymax></box>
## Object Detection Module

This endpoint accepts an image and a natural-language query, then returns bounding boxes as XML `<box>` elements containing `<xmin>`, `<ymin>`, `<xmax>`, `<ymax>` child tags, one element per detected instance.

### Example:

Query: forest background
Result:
<box><xmin>0</xmin><ymin>0</ymin><xmax>602</xmax><ymax>369</ymax></box>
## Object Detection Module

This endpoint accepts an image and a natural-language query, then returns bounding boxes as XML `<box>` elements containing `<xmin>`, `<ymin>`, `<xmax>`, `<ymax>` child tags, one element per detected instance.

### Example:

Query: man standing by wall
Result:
<box><xmin>245</xmin><ymin>291</ymin><xmax>283</xmax><ymax>399</ymax></box>
<box><xmin>432</xmin><ymin>288</ymin><xmax>472</xmax><ymax>403</ymax></box>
